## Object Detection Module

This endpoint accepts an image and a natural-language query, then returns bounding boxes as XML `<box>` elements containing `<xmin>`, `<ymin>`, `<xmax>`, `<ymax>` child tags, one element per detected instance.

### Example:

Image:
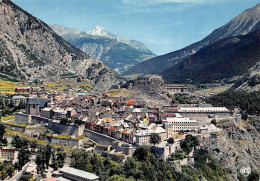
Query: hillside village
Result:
<box><xmin>0</xmin><ymin>76</ymin><xmax>248</xmax><ymax>180</ymax></box>
<box><xmin>0</xmin><ymin>0</ymin><xmax>260</xmax><ymax>180</ymax></box>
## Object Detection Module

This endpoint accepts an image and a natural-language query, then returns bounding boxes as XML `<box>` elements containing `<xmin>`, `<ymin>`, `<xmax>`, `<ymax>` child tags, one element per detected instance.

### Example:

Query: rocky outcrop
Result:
<box><xmin>201</xmin><ymin>120</ymin><xmax>260</xmax><ymax>179</ymax></box>
<box><xmin>0</xmin><ymin>0</ymin><xmax>123</xmax><ymax>91</ymax></box>
<box><xmin>126</xmin><ymin>75</ymin><xmax>171</xmax><ymax>106</ymax></box>
<box><xmin>233</xmin><ymin>63</ymin><xmax>260</xmax><ymax>92</ymax></box>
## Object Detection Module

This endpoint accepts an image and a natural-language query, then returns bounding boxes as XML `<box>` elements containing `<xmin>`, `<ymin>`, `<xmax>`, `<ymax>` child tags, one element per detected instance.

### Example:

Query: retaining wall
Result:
<box><xmin>48</xmin><ymin>122</ymin><xmax>84</xmax><ymax>136</ymax></box>
<box><xmin>48</xmin><ymin>137</ymin><xmax>89</xmax><ymax>147</ymax></box>
<box><xmin>84</xmin><ymin>129</ymin><xmax>118</xmax><ymax>145</ymax></box>
<box><xmin>14</xmin><ymin>112</ymin><xmax>31</xmax><ymax>124</ymax></box>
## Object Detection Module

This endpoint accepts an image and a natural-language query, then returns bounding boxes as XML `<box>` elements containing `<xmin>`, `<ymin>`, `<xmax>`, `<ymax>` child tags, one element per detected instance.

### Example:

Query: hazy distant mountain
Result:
<box><xmin>51</xmin><ymin>25</ymin><xmax>156</xmax><ymax>74</ymax></box>
<box><xmin>0</xmin><ymin>0</ymin><xmax>123</xmax><ymax>91</ymax></box>
<box><xmin>124</xmin><ymin>3</ymin><xmax>260</xmax><ymax>76</ymax></box>
<box><xmin>162</xmin><ymin>29</ymin><xmax>260</xmax><ymax>90</ymax></box>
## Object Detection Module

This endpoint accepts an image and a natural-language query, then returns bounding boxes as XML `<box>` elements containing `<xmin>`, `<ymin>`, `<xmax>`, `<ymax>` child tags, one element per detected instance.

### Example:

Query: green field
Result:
<box><xmin>1</xmin><ymin>115</ymin><xmax>15</xmax><ymax>121</ymax></box>
<box><xmin>0</xmin><ymin>80</ymin><xmax>17</xmax><ymax>94</ymax></box>
<box><xmin>106</xmin><ymin>88</ymin><xmax>136</xmax><ymax>97</ymax></box>
<box><xmin>45</xmin><ymin>82</ymin><xmax>66</xmax><ymax>91</ymax></box>
<box><xmin>194</xmin><ymin>84</ymin><xmax>234</xmax><ymax>95</ymax></box>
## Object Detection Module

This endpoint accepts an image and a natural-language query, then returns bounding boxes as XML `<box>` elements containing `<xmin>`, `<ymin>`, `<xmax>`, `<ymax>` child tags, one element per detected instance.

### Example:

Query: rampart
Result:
<box><xmin>84</xmin><ymin>129</ymin><xmax>118</xmax><ymax>145</ymax></box>
<box><xmin>47</xmin><ymin>136</ymin><xmax>89</xmax><ymax>147</ymax></box>
<box><xmin>14</xmin><ymin>112</ymin><xmax>31</xmax><ymax>124</ymax></box>
<box><xmin>48</xmin><ymin>121</ymin><xmax>84</xmax><ymax>136</ymax></box>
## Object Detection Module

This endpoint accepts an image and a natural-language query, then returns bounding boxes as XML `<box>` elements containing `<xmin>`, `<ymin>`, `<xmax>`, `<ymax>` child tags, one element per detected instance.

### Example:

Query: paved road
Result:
<box><xmin>10</xmin><ymin>162</ymin><xmax>30</xmax><ymax>181</ymax></box>
<box><xmin>9</xmin><ymin>155</ymin><xmax>36</xmax><ymax>181</ymax></box>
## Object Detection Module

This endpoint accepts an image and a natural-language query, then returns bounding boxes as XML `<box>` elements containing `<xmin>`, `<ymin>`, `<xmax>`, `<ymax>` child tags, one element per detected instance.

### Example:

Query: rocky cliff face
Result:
<box><xmin>232</xmin><ymin>63</ymin><xmax>260</xmax><ymax>92</ymax></box>
<box><xmin>50</xmin><ymin>25</ymin><xmax>156</xmax><ymax>74</ymax></box>
<box><xmin>124</xmin><ymin>3</ymin><xmax>260</xmax><ymax>76</ymax></box>
<box><xmin>126</xmin><ymin>75</ymin><xmax>171</xmax><ymax>106</ymax></box>
<box><xmin>0</xmin><ymin>0</ymin><xmax>123</xmax><ymax>91</ymax></box>
<box><xmin>201</xmin><ymin>120</ymin><xmax>260</xmax><ymax>179</ymax></box>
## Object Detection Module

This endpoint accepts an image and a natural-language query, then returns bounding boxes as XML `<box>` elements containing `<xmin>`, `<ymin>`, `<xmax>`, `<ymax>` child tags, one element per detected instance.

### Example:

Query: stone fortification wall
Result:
<box><xmin>48</xmin><ymin>122</ymin><xmax>84</xmax><ymax>136</ymax></box>
<box><xmin>3</xmin><ymin>123</ymin><xmax>26</xmax><ymax>132</ymax></box>
<box><xmin>31</xmin><ymin>116</ymin><xmax>51</xmax><ymax>124</ymax></box>
<box><xmin>48</xmin><ymin>137</ymin><xmax>89</xmax><ymax>147</ymax></box>
<box><xmin>112</xmin><ymin>141</ymin><xmax>135</xmax><ymax>156</ymax></box>
<box><xmin>151</xmin><ymin>144</ymin><xmax>178</xmax><ymax>160</ymax></box>
<box><xmin>84</xmin><ymin>129</ymin><xmax>118</xmax><ymax>145</ymax></box>
<box><xmin>14</xmin><ymin>112</ymin><xmax>31</xmax><ymax>124</ymax></box>
<box><xmin>95</xmin><ymin>144</ymin><xmax>111</xmax><ymax>153</ymax></box>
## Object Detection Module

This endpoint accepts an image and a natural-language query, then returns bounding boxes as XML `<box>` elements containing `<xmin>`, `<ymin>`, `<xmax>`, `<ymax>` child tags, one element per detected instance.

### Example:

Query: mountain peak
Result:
<box><xmin>87</xmin><ymin>26</ymin><xmax>113</xmax><ymax>38</ymax></box>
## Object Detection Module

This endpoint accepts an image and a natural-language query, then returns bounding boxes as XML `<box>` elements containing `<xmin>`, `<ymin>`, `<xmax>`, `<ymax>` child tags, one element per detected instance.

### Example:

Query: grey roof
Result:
<box><xmin>12</xmin><ymin>95</ymin><xmax>26</xmax><ymax>99</ymax></box>
<box><xmin>199</xmin><ymin>104</ymin><xmax>213</xmax><ymax>107</ymax></box>
<box><xmin>27</xmin><ymin>98</ymin><xmax>48</xmax><ymax>108</ymax></box>
<box><xmin>60</xmin><ymin>167</ymin><xmax>99</xmax><ymax>180</ymax></box>
<box><xmin>27</xmin><ymin>98</ymin><xmax>40</xmax><ymax>105</ymax></box>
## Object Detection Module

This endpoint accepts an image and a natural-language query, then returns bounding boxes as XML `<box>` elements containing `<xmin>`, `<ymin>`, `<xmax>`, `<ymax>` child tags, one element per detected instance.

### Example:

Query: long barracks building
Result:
<box><xmin>175</xmin><ymin>107</ymin><xmax>231</xmax><ymax>119</ymax></box>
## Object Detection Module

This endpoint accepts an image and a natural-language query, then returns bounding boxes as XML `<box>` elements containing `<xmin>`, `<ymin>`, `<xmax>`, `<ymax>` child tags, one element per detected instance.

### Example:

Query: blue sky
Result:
<box><xmin>12</xmin><ymin>0</ymin><xmax>259</xmax><ymax>55</ymax></box>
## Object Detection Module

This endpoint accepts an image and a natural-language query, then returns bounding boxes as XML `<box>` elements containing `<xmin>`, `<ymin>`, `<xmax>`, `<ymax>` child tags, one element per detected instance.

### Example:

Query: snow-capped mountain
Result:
<box><xmin>87</xmin><ymin>26</ymin><xmax>114</xmax><ymax>38</ymax></box>
<box><xmin>51</xmin><ymin>25</ymin><xmax>156</xmax><ymax>74</ymax></box>
<box><xmin>0</xmin><ymin>0</ymin><xmax>123</xmax><ymax>91</ymax></box>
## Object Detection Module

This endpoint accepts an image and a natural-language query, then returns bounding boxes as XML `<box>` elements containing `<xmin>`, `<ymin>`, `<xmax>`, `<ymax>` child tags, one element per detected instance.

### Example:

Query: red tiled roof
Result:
<box><xmin>127</xmin><ymin>100</ymin><xmax>136</xmax><ymax>105</ymax></box>
<box><xmin>152</xmin><ymin>106</ymin><xmax>160</xmax><ymax>109</ymax></box>
<box><xmin>163</xmin><ymin>112</ymin><xmax>176</xmax><ymax>117</ymax></box>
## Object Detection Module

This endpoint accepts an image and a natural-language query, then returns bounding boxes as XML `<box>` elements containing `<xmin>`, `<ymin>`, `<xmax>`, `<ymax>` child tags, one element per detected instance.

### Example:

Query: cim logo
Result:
<box><xmin>240</xmin><ymin>167</ymin><xmax>251</xmax><ymax>177</ymax></box>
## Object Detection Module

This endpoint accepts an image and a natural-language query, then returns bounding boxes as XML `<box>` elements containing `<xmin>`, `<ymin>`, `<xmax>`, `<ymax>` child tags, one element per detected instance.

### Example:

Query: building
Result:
<box><xmin>153</xmin><ymin>126</ymin><xmax>167</xmax><ymax>141</ymax></box>
<box><xmin>15</xmin><ymin>87</ymin><xmax>30</xmax><ymax>93</ymax></box>
<box><xmin>0</xmin><ymin>147</ymin><xmax>18</xmax><ymax>163</ymax></box>
<box><xmin>165</xmin><ymin>84</ymin><xmax>188</xmax><ymax>95</ymax></box>
<box><xmin>11</xmin><ymin>95</ymin><xmax>26</xmax><ymax>106</ymax></box>
<box><xmin>59</xmin><ymin>167</ymin><xmax>99</xmax><ymax>181</ymax></box>
<box><xmin>164</xmin><ymin>117</ymin><xmax>199</xmax><ymax>137</ymax></box>
<box><xmin>175</xmin><ymin>107</ymin><xmax>231</xmax><ymax>119</ymax></box>
<box><xmin>135</xmin><ymin>129</ymin><xmax>154</xmax><ymax>145</ymax></box>
<box><xmin>41</xmin><ymin>107</ymin><xmax>52</xmax><ymax>118</ymax></box>
<box><xmin>53</xmin><ymin>107</ymin><xmax>67</xmax><ymax>120</ymax></box>
<box><xmin>26</xmin><ymin>98</ymin><xmax>48</xmax><ymax>115</ymax></box>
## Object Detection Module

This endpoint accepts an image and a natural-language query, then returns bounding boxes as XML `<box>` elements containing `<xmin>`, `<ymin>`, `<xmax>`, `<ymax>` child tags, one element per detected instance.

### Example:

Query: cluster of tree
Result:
<box><xmin>11</xmin><ymin>135</ymin><xmax>30</xmax><ymax>170</ymax></box>
<box><xmin>35</xmin><ymin>144</ymin><xmax>66</xmax><ymax>176</ymax></box>
<box><xmin>74</xmin><ymin>119</ymin><xmax>84</xmax><ymax>125</ymax></box>
<box><xmin>0</xmin><ymin>162</ymin><xmax>14</xmax><ymax>180</ymax></box>
<box><xmin>0</xmin><ymin>124</ymin><xmax>7</xmax><ymax>145</ymax></box>
<box><xmin>35</xmin><ymin>144</ymin><xmax>52</xmax><ymax>176</ymax></box>
<box><xmin>180</xmin><ymin>135</ymin><xmax>200</xmax><ymax>154</ymax></box>
<box><xmin>0</xmin><ymin>97</ymin><xmax>25</xmax><ymax>118</ymax></box>
<box><xmin>206</xmin><ymin>91</ymin><xmax>260</xmax><ymax>116</ymax></box>
<box><xmin>70</xmin><ymin>144</ymin><xmax>232</xmax><ymax>181</ymax></box>
<box><xmin>171</xmin><ymin>94</ymin><xmax>197</xmax><ymax>104</ymax></box>
<box><xmin>52</xmin><ymin>148</ymin><xmax>66</xmax><ymax>170</ymax></box>
<box><xmin>169</xmin><ymin>150</ymin><xmax>186</xmax><ymax>161</ymax></box>
<box><xmin>60</xmin><ymin>118</ymin><xmax>72</xmax><ymax>125</ymax></box>
<box><xmin>149</xmin><ymin>133</ymin><xmax>161</xmax><ymax>146</ymax></box>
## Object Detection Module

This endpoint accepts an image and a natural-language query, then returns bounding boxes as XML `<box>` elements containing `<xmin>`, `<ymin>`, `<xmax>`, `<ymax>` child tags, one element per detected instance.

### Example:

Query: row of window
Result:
<box><xmin>170</xmin><ymin>122</ymin><xmax>198</xmax><ymax>125</ymax></box>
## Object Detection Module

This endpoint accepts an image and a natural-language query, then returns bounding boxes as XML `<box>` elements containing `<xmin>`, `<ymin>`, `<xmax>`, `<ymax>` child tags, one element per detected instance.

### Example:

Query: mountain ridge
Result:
<box><xmin>50</xmin><ymin>25</ymin><xmax>156</xmax><ymax>73</ymax></box>
<box><xmin>0</xmin><ymin>0</ymin><xmax>123</xmax><ymax>91</ymax></box>
<box><xmin>124</xmin><ymin>3</ymin><xmax>260</xmax><ymax>76</ymax></box>
<box><xmin>162</xmin><ymin>28</ymin><xmax>260</xmax><ymax>91</ymax></box>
